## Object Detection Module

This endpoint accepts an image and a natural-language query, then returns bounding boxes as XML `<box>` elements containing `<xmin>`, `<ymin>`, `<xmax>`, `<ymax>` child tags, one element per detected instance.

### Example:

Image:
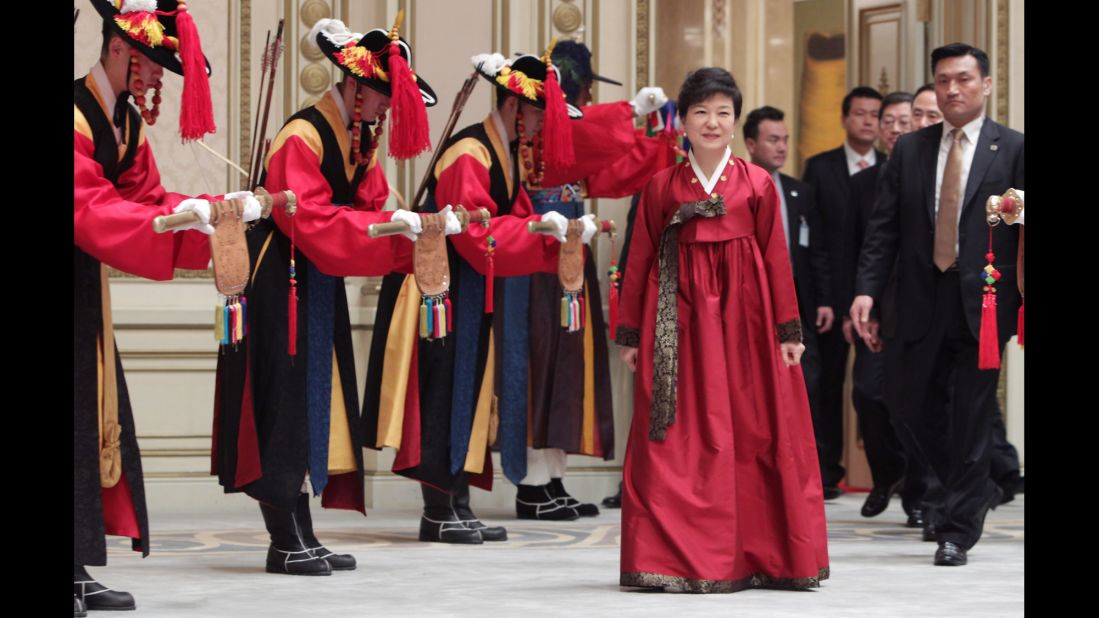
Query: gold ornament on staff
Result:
<box><xmin>985</xmin><ymin>188</ymin><xmax>1024</xmax><ymax>226</ymax></box>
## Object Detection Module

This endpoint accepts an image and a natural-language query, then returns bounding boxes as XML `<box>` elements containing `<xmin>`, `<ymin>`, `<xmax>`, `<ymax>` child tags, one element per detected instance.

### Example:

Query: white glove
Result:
<box><xmin>1011</xmin><ymin>190</ymin><xmax>1024</xmax><ymax>225</ymax></box>
<box><xmin>439</xmin><ymin>205</ymin><xmax>463</xmax><ymax>235</ymax></box>
<box><xmin>172</xmin><ymin>198</ymin><xmax>214</xmax><ymax>235</ymax></box>
<box><xmin>390</xmin><ymin>209</ymin><xmax>422</xmax><ymax>241</ymax></box>
<box><xmin>630</xmin><ymin>86</ymin><xmax>668</xmax><ymax>117</ymax></box>
<box><xmin>224</xmin><ymin>190</ymin><xmax>263</xmax><ymax>223</ymax></box>
<box><xmin>579</xmin><ymin>213</ymin><xmax>598</xmax><ymax>244</ymax></box>
<box><xmin>541</xmin><ymin>210</ymin><xmax>569</xmax><ymax>243</ymax></box>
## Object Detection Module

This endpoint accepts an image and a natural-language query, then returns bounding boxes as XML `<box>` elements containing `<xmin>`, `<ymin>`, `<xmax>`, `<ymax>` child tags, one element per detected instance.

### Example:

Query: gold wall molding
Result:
<box><xmin>917</xmin><ymin>0</ymin><xmax>931</xmax><ymax>22</ymax></box>
<box><xmin>300</xmin><ymin>0</ymin><xmax>331</xmax><ymax>26</ymax></box>
<box><xmin>301</xmin><ymin>33</ymin><xmax>325</xmax><ymax>61</ymax></box>
<box><xmin>241</xmin><ymin>0</ymin><xmax>252</xmax><ymax>176</ymax></box>
<box><xmin>554</xmin><ymin>2</ymin><xmax>583</xmax><ymax>33</ymax></box>
<box><xmin>995</xmin><ymin>0</ymin><xmax>1007</xmax><ymax>122</ymax></box>
<box><xmin>142</xmin><ymin>449</ymin><xmax>211</xmax><ymax>458</ymax></box>
<box><xmin>635</xmin><ymin>0</ymin><xmax>650</xmax><ymax>93</ymax></box>
<box><xmin>300</xmin><ymin>63</ymin><xmax>331</xmax><ymax>94</ymax></box>
<box><xmin>503</xmin><ymin>0</ymin><xmax>510</xmax><ymax>57</ymax></box>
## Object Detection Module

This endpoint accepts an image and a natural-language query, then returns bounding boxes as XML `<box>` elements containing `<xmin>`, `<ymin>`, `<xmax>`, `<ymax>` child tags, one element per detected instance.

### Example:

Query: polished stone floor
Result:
<box><xmin>88</xmin><ymin>493</ymin><xmax>1024</xmax><ymax>617</ymax></box>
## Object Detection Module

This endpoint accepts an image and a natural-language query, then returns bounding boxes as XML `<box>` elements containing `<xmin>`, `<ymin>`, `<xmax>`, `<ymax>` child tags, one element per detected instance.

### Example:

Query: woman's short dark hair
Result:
<box><xmin>676</xmin><ymin>67</ymin><xmax>743</xmax><ymax>121</ymax></box>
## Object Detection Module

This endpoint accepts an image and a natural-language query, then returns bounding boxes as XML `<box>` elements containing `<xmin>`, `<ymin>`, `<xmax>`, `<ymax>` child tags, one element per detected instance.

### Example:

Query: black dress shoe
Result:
<box><xmin>602</xmin><ymin>482</ymin><xmax>622</xmax><ymax>509</ymax></box>
<box><xmin>294</xmin><ymin>493</ymin><xmax>356</xmax><ymax>570</ymax></box>
<box><xmin>934</xmin><ymin>542</ymin><xmax>967</xmax><ymax>566</ymax></box>
<box><xmin>74</xmin><ymin>594</ymin><xmax>87</xmax><ymax>617</ymax></box>
<box><xmin>74</xmin><ymin>566</ymin><xmax>136</xmax><ymax>611</ymax></box>
<box><xmin>550</xmin><ymin>478</ymin><xmax>600</xmax><ymax>517</ymax></box>
<box><xmin>861</xmin><ymin>479</ymin><xmax>903</xmax><ymax>517</ymax></box>
<box><xmin>259</xmin><ymin>503</ymin><xmax>332</xmax><ymax>575</ymax></box>
<box><xmin>822</xmin><ymin>486</ymin><xmax>845</xmax><ymax>500</ymax></box>
<box><xmin>516</xmin><ymin>484</ymin><xmax>580</xmax><ymax>520</ymax></box>
<box><xmin>922</xmin><ymin>524</ymin><xmax>936</xmax><ymax>542</ymax></box>
<box><xmin>420</xmin><ymin>484</ymin><xmax>484</xmax><ymax>544</ymax></box>
<box><xmin>905</xmin><ymin>508</ymin><xmax>924</xmax><ymax>528</ymax></box>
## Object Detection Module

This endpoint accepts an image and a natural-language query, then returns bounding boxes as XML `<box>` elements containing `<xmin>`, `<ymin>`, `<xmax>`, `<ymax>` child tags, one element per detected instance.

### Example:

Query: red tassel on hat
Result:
<box><xmin>541</xmin><ymin>39</ymin><xmax>574</xmax><ymax>169</ymax></box>
<box><xmin>385</xmin><ymin>9</ymin><xmax>431</xmax><ymax>159</ymax></box>
<box><xmin>161</xmin><ymin>1</ymin><xmax>215</xmax><ymax>141</ymax></box>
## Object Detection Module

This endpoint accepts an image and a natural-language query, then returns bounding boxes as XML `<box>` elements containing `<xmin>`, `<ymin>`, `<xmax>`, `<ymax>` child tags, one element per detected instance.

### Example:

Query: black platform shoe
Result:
<box><xmin>516</xmin><ymin>483</ymin><xmax>580</xmax><ymax>520</ymax></box>
<box><xmin>74</xmin><ymin>594</ymin><xmax>87</xmax><ymax>617</ymax></box>
<box><xmin>74</xmin><ymin>566</ymin><xmax>136</xmax><ymax>611</ymax></box>
<box><xmin>454</xmin><ymin>481</ymin><xmax>507</xmax><ymax>541</ymax></box>
<box><xmin>420</xmin><ymin>484</ymin><xmax>484</xmax><ymax>544</ymax></box>
<box><xmin>259</xmin><ymin>502</ymin><xmax>331</xmax><ymax>575</ymax></box>
<box><xmin>295</xmin><ymin>493</ymin><xmax>356</xmax><ymax>570</ymax></box>
<box><xmin>549</xmin><ymin>478</ymin><xmax>599</xmax><ymax>516</ymax></box>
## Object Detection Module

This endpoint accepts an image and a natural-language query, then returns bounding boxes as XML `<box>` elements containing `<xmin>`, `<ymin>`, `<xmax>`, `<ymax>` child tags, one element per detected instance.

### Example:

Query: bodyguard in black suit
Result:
<box><xmin>852</xmin><ymin>44</ymin><xmax>1023</xmax><ymax>566</ymax></box>
<box><xmin>802</xmin><ymin>87</ymin><xmax>884</xmax><ymax>497</ymax></box>
<box><xmin>843</xmin><ymin>92</ymin><xmax>923</xmax><ymax>523</ymax></box>
<box><xmin>744</xmin><ymin>107</ymin><xmax>833</xmax><ymax>427</ymax></box>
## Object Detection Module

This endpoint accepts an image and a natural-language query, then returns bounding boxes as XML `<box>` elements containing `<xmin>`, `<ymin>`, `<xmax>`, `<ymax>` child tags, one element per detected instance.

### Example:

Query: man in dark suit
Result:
<box><xmin>843</xmin><ymin>92</ymin><xmax>923</xmax><ymax>524</ymax></box>
<box><xmin>802</xmin><ymin>86</ymin><xmax>884</xmax><ymax>498</ymax></box>
<box><xmin>744</xmin><ymin>106</ymin><xmax>833</xmax><ymax>429</ymax></box>
<box><xmin>852</xmin><ymin>43</ymin><xmax>1023</xmax><ymax>566</ymax></box>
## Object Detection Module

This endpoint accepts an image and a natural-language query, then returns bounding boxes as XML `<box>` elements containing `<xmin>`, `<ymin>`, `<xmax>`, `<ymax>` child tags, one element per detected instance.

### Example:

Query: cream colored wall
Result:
<box><xmin>74</xmin><ymin>0</ymin><xmax>1023</xmax><ymax>516</ymax></box>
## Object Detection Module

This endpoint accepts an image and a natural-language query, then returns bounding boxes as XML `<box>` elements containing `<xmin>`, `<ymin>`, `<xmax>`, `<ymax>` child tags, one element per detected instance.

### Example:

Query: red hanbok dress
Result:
<box><xmin>615</xmin><ymin>150</ymin><xmax>829</xmax><ymax>592</ymax></box>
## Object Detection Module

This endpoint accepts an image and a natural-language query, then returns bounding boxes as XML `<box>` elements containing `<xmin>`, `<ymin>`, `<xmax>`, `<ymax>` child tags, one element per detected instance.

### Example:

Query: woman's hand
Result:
<box><xmin>619</xmin><ymin>346</ymin><xmax>639</xmax><ymax>373</ymax></box>
<box><xmin>780</xmin><ymin>342</ymin><xmax>805</xmax><ymax>367</ymax></box>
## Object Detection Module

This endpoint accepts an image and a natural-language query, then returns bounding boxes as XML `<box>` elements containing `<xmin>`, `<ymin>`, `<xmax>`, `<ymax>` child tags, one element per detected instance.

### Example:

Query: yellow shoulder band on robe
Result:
<box><xmin>464</xmin><ymin>328</ymin><xmax>496</xmax><ymax>473</ymax></box>
<box><xmin>327</xmin><ymin>349</ymin><xmax>357</xmax><ymax>474</ymax></box>
<box><xmin>314</xmin><ymin>93</ymin><xmax>364</xmax><ymax>182</ymax></box>
<box><xmin>375</xmin><ymin>275</ymin><xmax>422</xmax><ymax>448</ymax></box>
<box><xmin>266</xmin><ymin>119</ymin><xmax>324</xmax><ymax>170</ymax></box>
<box><xmin>98</xmin><ymin>263</ymin><xmax>122</xmax><ymax>488</ymax></box>
<box><xmin>74</xmin><ymin>106</ymin><xmax>94</xmax><ymax>141</ymax></box>
<box><xmin>434</xmin><ymin>137</ymin><xmax>492</xmax><ymax>180</ymax></box>
<box><xmin>82</xmin><ymin>74</ymin><xmax>138</xmax><ymax>158</ymax></box>
<box><xmin>579</xmin><ymin>285</ymin><xmax>597</xmax><ymax>455</ymax></box>
<box><xmin>482</xmin><ymin>117</ymin><xmax>513</xmax><ymax>197</ymax></box>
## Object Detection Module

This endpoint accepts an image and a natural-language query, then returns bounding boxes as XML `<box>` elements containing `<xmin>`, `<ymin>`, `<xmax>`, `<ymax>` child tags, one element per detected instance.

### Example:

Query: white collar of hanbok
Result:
<box><xmin>688</xmin><ymin>146</ymin><xmax>732</xmax><ymax>195</ymax></box>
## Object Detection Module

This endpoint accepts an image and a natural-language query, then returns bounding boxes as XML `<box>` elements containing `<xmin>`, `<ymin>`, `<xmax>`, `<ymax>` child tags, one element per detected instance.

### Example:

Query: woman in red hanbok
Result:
<box><xmin>615</xmin><ymin>68</ymin><xmax>829</xmax><ymax>592</ymax></box>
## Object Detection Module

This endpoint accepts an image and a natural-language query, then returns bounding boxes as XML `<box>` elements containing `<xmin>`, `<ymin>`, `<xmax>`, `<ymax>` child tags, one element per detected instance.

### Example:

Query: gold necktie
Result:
<box><xmin>934</xmin><ymin>128</ymin><xmax>964</xmax><ymax>271</ymax></box>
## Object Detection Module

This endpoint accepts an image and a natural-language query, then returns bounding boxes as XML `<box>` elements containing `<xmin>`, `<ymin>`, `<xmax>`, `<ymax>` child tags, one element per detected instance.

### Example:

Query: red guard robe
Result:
<box><xmin>211</xmin><ymin>89</ymin><xmax>410</xmax><ymax>514</ymax></box>
<box><xmin>74</xmin><ymin>71</ymin><xmax>213</xmax><ymax>566</ymax></box>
